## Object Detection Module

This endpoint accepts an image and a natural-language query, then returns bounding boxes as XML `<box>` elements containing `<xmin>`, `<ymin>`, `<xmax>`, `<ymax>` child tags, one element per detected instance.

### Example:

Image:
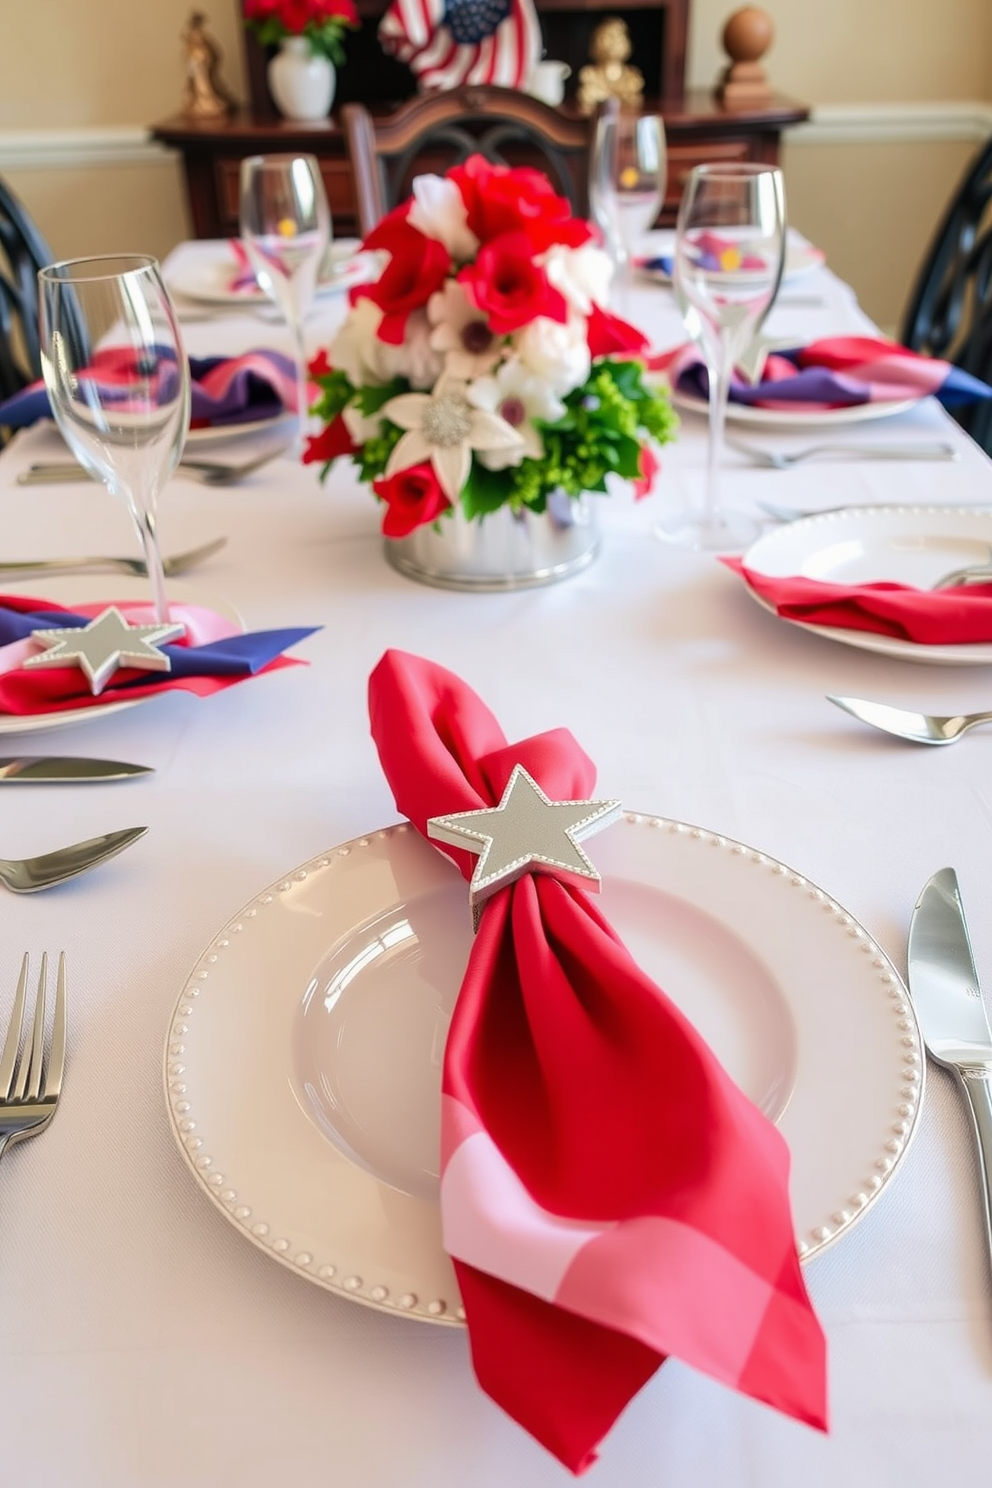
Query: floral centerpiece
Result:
<box><xmin>304</xmin><ymin>155</ymin><xmax>676</xmax><ymax>584</ymax></box>
<box><xmin>243</xmin><ymin>0</ymin><xmax>358</xmax><ymax>66</ymax></box>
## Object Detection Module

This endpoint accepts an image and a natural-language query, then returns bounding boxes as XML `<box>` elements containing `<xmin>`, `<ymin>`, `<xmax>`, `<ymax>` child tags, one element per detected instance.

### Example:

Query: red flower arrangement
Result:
<box><xmin>305</xmin><ymin>155</ymin><xmax>677</xmax><ymax>537</ymax></box>
<box><xmin>242</xmin><ymin>0</ymin><xmax>358</xmax><ymax>64</ymax></box>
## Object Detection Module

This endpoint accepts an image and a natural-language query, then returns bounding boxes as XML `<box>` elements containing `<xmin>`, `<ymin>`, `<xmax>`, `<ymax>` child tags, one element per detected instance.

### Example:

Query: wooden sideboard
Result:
<box><xmin>152</xmin><ymin>90</ymin><xmax>809</xmax><ymax>239</ymax></box>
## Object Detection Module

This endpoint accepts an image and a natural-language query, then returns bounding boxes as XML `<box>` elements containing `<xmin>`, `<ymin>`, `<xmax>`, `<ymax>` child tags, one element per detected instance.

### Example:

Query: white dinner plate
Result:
<box><xmin>673</xmin><ymin>390</ymin><xmax>924</xmax><ymax>429</ymax></box>
<box><xmin>640</xmin><ymin>240</ymin><xmax>825</xmax><ymax>287</ymax></box>
<box><xmin>165</xmin><ymin>815</ymin><xmax>923</xmax><ymax>1326</ymax></box>
<box><xmin>742</xmin><ymin>506</ymin><xmax>992</xmax><ymax>664</ymax></box>
<box><xmin>167</xmin><ymin>240</ymin><xmax>368</xmax><ymax>307</ymax></box>
<box><xmin>0</xmin><ymin>577</ymin><xmax>243</xmax><ymax>734</ymax></box>
<box><xmin>185</xmin><ymin>413</ymin><xmax>296</xmax><ymax>448</ymax></box>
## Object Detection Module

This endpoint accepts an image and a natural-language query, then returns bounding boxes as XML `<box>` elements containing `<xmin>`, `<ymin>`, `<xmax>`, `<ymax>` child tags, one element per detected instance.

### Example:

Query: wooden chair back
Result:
<box><xmin>900</xmin><ymin>133</ymin><xmax>992</xmax><ymax>454</ymax></box>
<box><xmin>342</xmin><ymin>87</ymin><xmax>594</xmax><ymax>237</ymax></box>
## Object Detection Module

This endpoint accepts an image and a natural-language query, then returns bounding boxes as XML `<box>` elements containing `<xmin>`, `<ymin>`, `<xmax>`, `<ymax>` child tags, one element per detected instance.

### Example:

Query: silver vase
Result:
<box><xmin>383</xmin><ymin>492</ymin><xmax>600</xmax><ymax>592</ymax></box>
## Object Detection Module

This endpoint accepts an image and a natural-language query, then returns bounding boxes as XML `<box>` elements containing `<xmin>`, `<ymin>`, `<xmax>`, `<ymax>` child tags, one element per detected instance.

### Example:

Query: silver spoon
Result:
<box><xmin>730</xmin><ymin>439</ymin><xmax>959</xmax><ymax>472</ymax></box>
<box><xmin>827</xmin><ymin>694</ymin><xmax>992</xmax><ymax>745</ymax></box>
<box><xmin>0</xmin><ymin>825</ymin><xmax>147</xmax><ymax>892</ymax></box>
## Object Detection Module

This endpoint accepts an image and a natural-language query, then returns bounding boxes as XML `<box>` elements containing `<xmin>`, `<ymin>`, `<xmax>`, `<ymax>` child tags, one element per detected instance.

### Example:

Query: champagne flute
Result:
<box><xmin>38</xmin><ymin>255</ymin><xmax>190</xmax><ymax>622</ymax></box>
<box><xmin>239</xmin><ymin>154</ymin><xmax>331</xmax><ymax>447</ymax></box>
<box><xmin>656</xmin><ymin>163</ymin><xmax>786</xmax><ymax>552</ymax></box>
<box><xmin>590</xmin><ymin>109</ymin><xmax>667</xmax><ymax>295</ymax></box>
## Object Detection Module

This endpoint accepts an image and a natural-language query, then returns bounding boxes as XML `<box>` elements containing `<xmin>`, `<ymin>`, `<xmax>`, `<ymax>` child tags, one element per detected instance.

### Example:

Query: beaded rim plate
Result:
<box><xmin>164</xmin><ymin>815</ymin><xmax>924</xmax><ymax>1327</ymax></box>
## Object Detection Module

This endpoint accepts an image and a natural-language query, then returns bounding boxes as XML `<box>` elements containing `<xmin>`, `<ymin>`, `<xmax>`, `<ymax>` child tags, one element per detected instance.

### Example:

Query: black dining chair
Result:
<box><xmin>341</xmin><ymin>86</ymin><xmax>595</xmax><ymax>237</ymax></box>
<box><xmin>0</xmin><ymin>174</ymin><xmax>56</xmax><ymax>405</ymax></box>
<box><xmin>900</xmin><ymin>133</ymin><xmax>992</xmax><ymax>454</ymax></box>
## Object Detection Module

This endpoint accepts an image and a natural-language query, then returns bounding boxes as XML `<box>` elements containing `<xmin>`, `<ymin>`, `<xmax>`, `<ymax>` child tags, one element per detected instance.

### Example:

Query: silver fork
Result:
<box><xmin>18</xmin><ymin>444</ymin><xmax>293</xmax><ymax>488</ymax></box>
<box><xmin>730</xmin><ymin>438</ymin><xmax>959</xmax><ymax>471</ymax></box>
<box><xmin>0</xmin><ymin>536</ymin><xmax>227</xmax><ymax>582</ymax></box>
<box><xmin>0</xmin><ymin>953</ymin><xmax>66</xmax><ymax>1164</ymax></box>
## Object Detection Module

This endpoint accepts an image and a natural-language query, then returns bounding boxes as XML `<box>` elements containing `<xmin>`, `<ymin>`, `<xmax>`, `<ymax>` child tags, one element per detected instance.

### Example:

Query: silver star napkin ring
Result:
<box><xmin>25</xmin><ymin>606</ymin><xmax>186</xmax><ymax>696</ymax></box>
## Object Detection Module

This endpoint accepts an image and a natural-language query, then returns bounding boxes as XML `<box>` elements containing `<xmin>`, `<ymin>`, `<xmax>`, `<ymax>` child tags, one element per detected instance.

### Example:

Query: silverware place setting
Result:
<box><xmin>828</xmin><ymin>694</ymin><xmax>992</xmax><ymax>746</ymax></box>
<box><xmin>0</xmin><ymin>952</ymin><xmax>66</xmax><ymax>1168</ymax></box>
<box><xmin>17</xmin><ymin>442</ymin><xmax>292</xmax><ymax>487</ymax></box>
<box><xmin>730</xmin><ymin>438</ymin><xmax>959</xmax><ymax>471</ymax></box>
<box><xmin>758</xmin><ymin>493</ymin><xmax>988</xmax><ymax>522</ymax></box>
<box><xmin>0</xmin><ymin>756</ymin><xmax>152</xmax><ymax>783</ymax></box>
<box><xmin>0</xmin><ymin>536</ymin><xmax>226</xmax><ymax>582</ymax></box>
<box><xmin>0</xmin><ymin>825</ymin><xmax>147</xmax><ymax>893</ymax></box>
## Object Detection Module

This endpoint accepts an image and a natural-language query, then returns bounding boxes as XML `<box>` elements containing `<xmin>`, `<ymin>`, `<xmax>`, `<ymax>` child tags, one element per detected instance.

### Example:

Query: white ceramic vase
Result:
<box><xmin>267</xmin><ymin>37</ymin><xmax>336</xmax><ymax>122</ymax></box>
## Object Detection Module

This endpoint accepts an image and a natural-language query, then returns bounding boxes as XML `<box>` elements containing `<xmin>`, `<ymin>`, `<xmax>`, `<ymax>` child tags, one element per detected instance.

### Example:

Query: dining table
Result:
<box><xmin>1</xmin><ymin>228</ymin><xmax>992</xmax><ymax>1488</ymax></box>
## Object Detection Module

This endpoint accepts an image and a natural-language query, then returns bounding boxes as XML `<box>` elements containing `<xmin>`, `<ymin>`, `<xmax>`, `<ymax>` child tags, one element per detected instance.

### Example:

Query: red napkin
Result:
<box><xmin>368</xmin><ymin>651</ymin><xmax>826</xmax><ymax>1472</ymax></box>
<box><xmin>724</xmin><ymin>557</ymin><xmax>992</xmax><ymax>644</ymax></box>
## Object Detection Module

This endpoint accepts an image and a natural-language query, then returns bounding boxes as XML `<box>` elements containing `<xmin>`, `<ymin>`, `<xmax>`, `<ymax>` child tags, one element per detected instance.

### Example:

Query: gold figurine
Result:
<box><xmin>576</xmin><ymin>18</ymin><xmax>645</xmax><ymax>114</ymax></box>
<box><xmin>181</xmin><ymin>11</ymin><xmax>235</xmax><ymax>119</ymax></box>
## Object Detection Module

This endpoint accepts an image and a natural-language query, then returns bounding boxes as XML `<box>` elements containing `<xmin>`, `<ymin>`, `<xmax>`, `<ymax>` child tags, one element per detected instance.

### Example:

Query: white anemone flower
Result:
<box><xmin>381</xmin><ymin>373</ymin><xmax>525</xmax><ymax>501</ymax></box>
<box><xmin>542</xmin><ymin>243</ymin><xmax>613</xmax><ymax>315</ymax></box>
<box><xmin>514</xmin><ymin>315</ymin><xmax>591</xmax><ymax>397</ymax></box>
<box><xmin>427</xmin><ymin>280</ymin><xmax>501</xmax><ymax>379</ymax></box>
<box><xmin>374</xmin><ymin>308</ymin><xmax>444</xmax><ymax>391</ymax></box>
<box><xmin>327</xmin><ymin>298</ymin><xmax>391</xmax><ymax>387</ymax></box>
<box><xmin>467</xmin><ymin>358</ymin><xmax>566</xmax><ymax>470</ymax></box>
<box><xmin>408</xmin><ymin>175</ymin><xmax>479</xmax><ymax>263</ymax></box>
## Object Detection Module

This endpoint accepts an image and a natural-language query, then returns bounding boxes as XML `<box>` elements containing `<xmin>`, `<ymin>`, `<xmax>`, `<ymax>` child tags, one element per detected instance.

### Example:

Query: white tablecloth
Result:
<box><xmin>1</xmin><ymin>237</ymin><xmax>992</xmax><ymax>1487</ymax></box>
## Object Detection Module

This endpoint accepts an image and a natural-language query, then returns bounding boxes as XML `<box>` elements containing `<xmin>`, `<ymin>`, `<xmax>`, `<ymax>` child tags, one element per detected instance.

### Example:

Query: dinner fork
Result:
<box><xmin>18</xmin><ymin>443</ymin><xmax>293</xmax><ymax>487</ymax></box>
<box><xmin>0</xmin><ymin>537</ymin><xmax>227</xmax><ymax>582</ymax></box>
<box><xmin>730</xmin><ymin>438</ymin><xmax>959</xmax><ymax>472</ymax></box>
<box><xmin>0</xmin><ymin>952</ymin><xmax>66</xmax><ymax>1164</ymax></box>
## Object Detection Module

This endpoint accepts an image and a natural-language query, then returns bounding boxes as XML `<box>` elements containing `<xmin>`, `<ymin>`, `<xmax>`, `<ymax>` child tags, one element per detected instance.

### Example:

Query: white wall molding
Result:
<box><xmin>0</xmin><ymin>103</ymin><xmax>990</xmax><ymax>170</ymax></box>
<box><xmin>0</xmin><ymin>126</ymin><xmax>174</xmax><ymax>172</ymax></box>
<box><xmin>790</xmin><ymin>101</ymin><xmax>992</xmax><ymax>147</ymax></box>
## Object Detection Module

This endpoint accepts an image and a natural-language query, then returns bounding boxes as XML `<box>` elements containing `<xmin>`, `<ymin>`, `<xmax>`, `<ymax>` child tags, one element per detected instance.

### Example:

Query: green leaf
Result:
<box><xmin>461</xmin><ymin>461</ymin><xmax>510</xmax><ymax>521</ymax></box>
<box><xmin>357</xmin><ymin>377</ymin><xmax>407</xmax><ymax>416</ymax></box>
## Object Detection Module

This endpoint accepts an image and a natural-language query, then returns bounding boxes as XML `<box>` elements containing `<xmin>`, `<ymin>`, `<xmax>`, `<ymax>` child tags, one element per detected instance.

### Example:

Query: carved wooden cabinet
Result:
<box><xmin>151</xmin><ymin>0</ymin><xmax>808</xmax><ymax>238</ymax></box>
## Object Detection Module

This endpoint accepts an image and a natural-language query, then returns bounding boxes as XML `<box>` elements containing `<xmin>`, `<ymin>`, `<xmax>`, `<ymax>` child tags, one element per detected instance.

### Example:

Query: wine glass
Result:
<box><xmin>590</xmin><ymin>108</ymin><xmax>667</xmax><ymax>294</ymax></box>
<box><xmin>656</xmin><ymin>163</ymin><xmax>786</xmax><ymax>552</ymax></box>
<box><xmin>239</xmin><ymin>154</ymin><xmax>331</xmax><ymax>447</ymax></box>
<box><xmin>38</xmin><ymin>254</ymin><xmax>190</xmax><ymax>623</ymax></box>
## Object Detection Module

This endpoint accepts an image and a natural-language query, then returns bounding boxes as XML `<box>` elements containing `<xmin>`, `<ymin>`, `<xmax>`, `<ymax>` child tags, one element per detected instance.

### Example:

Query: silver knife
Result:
<box><xmin>0</xmin><ymin>757</ymin><xmax>152</xmax><ymax>783</ymax></box>
<box><xmin>908</xmin><ymin>867</ymin><xmax>992</xmax><ymax>1270</ymax></box>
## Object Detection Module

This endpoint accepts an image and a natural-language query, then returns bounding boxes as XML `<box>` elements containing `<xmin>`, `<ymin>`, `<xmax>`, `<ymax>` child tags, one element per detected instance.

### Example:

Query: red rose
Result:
<box><xmin>307</xmin><ymin>347</ymin><xmax>333</xmax><ymax>379</ymax></box>
<box><xmin>449</xmin><ymin>155</ymin><xmax>574</xmax><ymax>244</ymax></box>
<box><xmin>373</xmin><ymin>463</ymin><xmax>451</xmax><ymax>538</ymax></box>
<box><xmin>586</xmin><ymin>303</ymin><xmax>649</xmax><ymax>358</ymax></box>
<box><xmin>302</xmin><ymin>413</ymin><xmax>357</xmax><ymax>466</ymax></box>
<box><xmin>353</xmin><ymin>209</ymin><xmax>450</xmax><ymax>344</ymax></box>
<box><xmin>458</xmin><ymin>232</ymin><xmax>567</xmax><ymax>335</ymax></box>
<box><xmin>632</xmin><ymin>444</ymin><xmax>659</xmax><ymax>501</ymax></box>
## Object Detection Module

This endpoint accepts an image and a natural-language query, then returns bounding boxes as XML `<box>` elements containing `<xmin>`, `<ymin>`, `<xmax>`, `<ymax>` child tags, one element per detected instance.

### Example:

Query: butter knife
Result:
<box><xmin>0</xmin><ymin>757</ymin><xmax>152</xmax><ymax>782</ymax></box>
<box><xmin>908</xmin><ymin>867</ymin><xmax>992</xmax><ymax>1269</ymax></box>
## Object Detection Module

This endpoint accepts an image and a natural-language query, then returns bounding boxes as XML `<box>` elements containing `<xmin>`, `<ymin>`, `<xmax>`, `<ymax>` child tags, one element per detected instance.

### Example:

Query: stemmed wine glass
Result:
<box><xmin>239</xmin><ymin>154</ymin><xmax>331</xmax><ymax>447</ymax></box>
<box><xmin>656</xmin><ymin>163</ymin><xmax>786</xmax><ymax>552</ymax></box>
<box><xmin>38</xmin><ymin>255</ymin><xmax>190</xmax><ymax>623</ymax></box>
<box><xmin>590</xmin><ymin>108</ymin><xmax>667</xmax><ymax>296</ymax></box>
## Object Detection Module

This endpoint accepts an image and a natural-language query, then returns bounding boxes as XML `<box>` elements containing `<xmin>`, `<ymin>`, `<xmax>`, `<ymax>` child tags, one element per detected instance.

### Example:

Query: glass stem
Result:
<box><xmin>293</xmin><ymin>319</ymin><xmax>309</xmax><ymax>450</ymax></box>
<box><xmin>138</xmin><ymin>506</ymin><xmax>170</xmax><ymax>624</ymax></box>
<box><xmin>704</xmin><ymin>330</ymin><xmax>733</xmax><ymax>536</ymax></box>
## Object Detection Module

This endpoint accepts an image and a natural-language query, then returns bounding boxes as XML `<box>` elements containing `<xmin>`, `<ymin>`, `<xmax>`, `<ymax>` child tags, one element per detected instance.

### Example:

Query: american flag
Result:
<box><xmin>378</xmin><ymin>0</ymin><xmax>542</xmax><ymax>91</ymax></box>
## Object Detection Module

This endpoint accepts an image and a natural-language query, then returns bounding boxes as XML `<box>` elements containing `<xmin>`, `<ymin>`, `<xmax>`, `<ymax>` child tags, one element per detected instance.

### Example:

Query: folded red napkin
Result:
<box><xmin>369</xmin><ymin>650</ymin><xmax>826</xmax><ymax>1472</ymax></box>
<box><xmin>724</xmin><ymin>557</ymin><xmax>992</xmax><ymax>644</ymax></box>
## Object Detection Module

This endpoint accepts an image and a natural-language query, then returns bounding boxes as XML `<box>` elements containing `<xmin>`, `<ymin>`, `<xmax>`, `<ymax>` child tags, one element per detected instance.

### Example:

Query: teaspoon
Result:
<box><xmin>828</xmin><ymin>694</ymin><xmax>992</xmax><ymax>745</ymax></box>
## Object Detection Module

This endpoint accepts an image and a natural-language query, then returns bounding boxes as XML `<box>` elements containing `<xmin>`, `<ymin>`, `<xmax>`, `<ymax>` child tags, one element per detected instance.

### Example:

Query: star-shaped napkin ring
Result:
<box><xmin>25</xmin><ymin>606</ymin><xmax>186</xmax><ymax>696</ymax></box>
<box><xmin>427</xmin><ymin>764</ymin><xmax>622</xmax><ymax>930</ymax></box>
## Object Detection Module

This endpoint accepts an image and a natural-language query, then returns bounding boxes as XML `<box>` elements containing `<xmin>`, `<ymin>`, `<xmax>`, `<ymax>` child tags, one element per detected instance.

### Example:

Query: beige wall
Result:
<box><xmin>1</xmin><ymin>1</ymin><xmax>992</xmax><ymax>331</ymax></box>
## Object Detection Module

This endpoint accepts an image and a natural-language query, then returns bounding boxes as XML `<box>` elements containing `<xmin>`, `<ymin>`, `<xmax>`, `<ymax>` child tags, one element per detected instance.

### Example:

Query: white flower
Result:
<box><xmin>542</xmin><ymin>243</ymin><xmax>613</xmax><ymax>315</ymax></box>
<box><xmin>467</xmin><ymin>358</ymin><xmax>565</xmax><ymax>470</ymax></box>
<box><xmin>408</xmin><ymin>175</ymin><xmax>479</xmax><ymax>264</ymax></box>
<box><xmin>327</xmin><ymin>298</ymin><xmax>390</xmax><ymax>387</ymax></box>
<box><xmin>381</xmin><ymin>373</ymin><xmax>525</xmax><ymax>501</ymax></box>
<box><xmin>342</xmin><ymin>404</ymin><xmax>384</xmax><ymax>445</ymax></box>
<box><xmin>374</xmin><ymin>308</ymin><xmax>444</xmax><ymax>391</ymax></box>
<box><xmin>427</xmin><ymin>280</ymin><xmax>501</xmax><ymax>380</ymax></box>
<box><xmin>514</xmin><ymin>315</ymin><xmax>591</xmax><ymax>398</ymax></box>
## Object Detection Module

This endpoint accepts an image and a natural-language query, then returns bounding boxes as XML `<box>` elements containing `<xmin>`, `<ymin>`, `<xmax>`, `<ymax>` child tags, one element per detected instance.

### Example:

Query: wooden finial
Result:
<box><xmin>717</xmin><ymin>6</ymin><xmax>774</xmax><ymax>109</ymax></box>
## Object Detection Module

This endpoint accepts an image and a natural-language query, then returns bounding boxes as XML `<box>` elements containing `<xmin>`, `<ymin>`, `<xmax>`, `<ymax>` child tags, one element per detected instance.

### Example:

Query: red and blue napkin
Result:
<box><xmin>723</xmin><ymin>557</ymin><xmax>992</xmax><ymax>645</ymax></box>
<box><xmin>368</xmin><ymin>650</ymin><xmax>827</xmax><ymax>1473</ymax></box>
<box><xmin>0</xmin><ymin>593</ymin><xmax>316</xmax><ymax>715</ymax></box>
<box><xmin>0</xmin><ymin>346</ymin><xmax>299</xmax><ymax>434</ymax></box>
<box><xmin>650</xmin><ymin>335</ymin><xmax>992</xmax><ymax>412</ymax></box>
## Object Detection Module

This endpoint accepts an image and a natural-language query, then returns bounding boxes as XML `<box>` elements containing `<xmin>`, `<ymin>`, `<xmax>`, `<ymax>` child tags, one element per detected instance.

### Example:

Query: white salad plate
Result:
<box><xmin>167</xmin><ymin>239</ymin><xmax>367</xmax><ymax>306</ymax></box>
<box><xmin>674</xmin><ymin>391</ymin><xmax>923</xmax><ymax>429</ymax></box>
<box><xmin>0</xmin><ymin>577</ymin><xmax>242</xmax><ymax>734</ymax></box>
<box><xmin>165</xmin><ymin>814</ymin><xmax>924</xmax><ymax>1326</ymax></box>
<box><xmin>743</xmin><ymin>506</ymin><xmax>992</xmax><ymax>664</ymax></box>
